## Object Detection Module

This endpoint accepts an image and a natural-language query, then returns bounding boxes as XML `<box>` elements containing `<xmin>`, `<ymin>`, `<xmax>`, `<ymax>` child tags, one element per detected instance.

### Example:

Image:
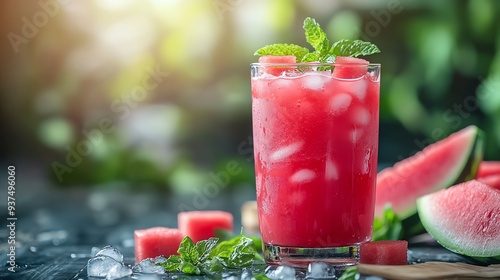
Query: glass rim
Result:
<box><xmin>250</xmin><ymin>62</ymin><xmax>381</xmax><ymax>67</ymax></box>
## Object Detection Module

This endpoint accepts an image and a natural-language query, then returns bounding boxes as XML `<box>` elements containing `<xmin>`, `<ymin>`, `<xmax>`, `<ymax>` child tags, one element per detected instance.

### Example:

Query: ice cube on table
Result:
<box><xmin>306</xmin><ymin>262</ymin><xmax>330</xmax><ymax>278</ymax></box>
<box><xmin>87</xmin><ymin>256</ymin><xmax>122</xmax><ymax>277</ymax></box>
<box><xmin>290</xmin><ymin>169</ymin><xmax>316</xmax><ymax>184</ymax></box>
<box><xmin>265</xmin><ymin>265</ymin><xmax>296</xmax><ymax>279</ymax></box>
<box><xmin>95</xmin><ymin>245</ymin><xmax>123</xmax><ymax>262</ymax></box>
<box><xmin>153</xmin><ymin>255</ymin><xmax>167</xmax><ymax>264</ymax></box>
<box><xmin>241</xmin><ymin>268</ymin><xmax>254</xmax><ymax>280</ymax></box>
<box><xmin>132</xmin><ymin>258</ymin><xmax>166</xmax><ymax>274</ymax></box>
<box><xmin>270</xmin><ymin>142</ymin><xmax>303</xmax><ymax>162</ymax></box>
<box><xmin>329</xmin><ymin>93</ymin><xmax>352</xmax><ymax>116</ymax></box>
<box><xmin>105</xmin><ymin>264</ymin><xmax>132</xmax><ymax>280</ymax></box>
<box><xmin>90</xmin><ymin>246</ymin><xmax>100</xmax><ymax>257</ymax></box>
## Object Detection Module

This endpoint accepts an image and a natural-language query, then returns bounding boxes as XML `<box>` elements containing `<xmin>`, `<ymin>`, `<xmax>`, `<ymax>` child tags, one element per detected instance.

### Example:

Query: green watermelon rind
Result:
<box><xmin>400</xmin><ymin>130</ymin><xmax>484</xmax><ymax>239</ymax></box>
<box><xmin>455</xmin><ymin>129</ymin><xmax>484</xmax><ymax>183</ymax></box>
<box><xmin>376</xmin><ymin>126</ymin><xmax>484</xmax><ymax>220</ymax></box>
<box><xmin>417</xmin><ymin>185</ymin><xmax>500</xmax><ymax>258</ymax></box>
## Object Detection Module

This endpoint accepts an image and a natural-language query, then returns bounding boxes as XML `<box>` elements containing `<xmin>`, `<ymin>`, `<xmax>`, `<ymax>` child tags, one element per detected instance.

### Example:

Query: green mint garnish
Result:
<box><xmin>372</xmin><ymin>205</ymin><xmax>403</xmax><ymax>241</ymax></box>
<box><xmin>254</xmin><ymin>43</ymin><xmax>309</xmax><ymax>61</ymax></box>
<box><xmin>254</xmin><ymin>17</ymin><xmax>380</xmax><ymax>63</ymax></box>
<box><xmin>160</xmin><ymin>236</ymin><xmax>218</xmax><ymax>274</ymax></box>
<box><xmin>338</xmin><ymin>266</ymin><xmax>359</xmax><ymax>280</ymax></box>
<box><xmin>304</xmin><ymin>17</ymin><xmax>330</xmax><ymax>59</ymax></box>
<box><xmin>158</xmin><ymin>234</ymin><xmax>262</xmax><ymax>275</ymax></box>
<box><xmin>210</xmin><ymin>235</ymin><xmax>263</xmax><ymax>269</ymax></box>
<box><xmin>330</xmin><ymin>39</ymin><xmax>380</xmax><ymax>58</ymax></box>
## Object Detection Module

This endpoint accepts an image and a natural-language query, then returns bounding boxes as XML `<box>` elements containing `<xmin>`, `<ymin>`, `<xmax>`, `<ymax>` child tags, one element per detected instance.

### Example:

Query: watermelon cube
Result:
<box><xmin>360</xmin><ymin>240</ymin><xmax>408</xmax><ymax>265</ymax></box>
<box><xmin>333</xmin><ymin>56</ymin><xmax>369</xmax><ymax>79</ymax></box>
<box><xmin>178</xmin><ymin>211</ymin><xmax>233</xmax><ymax>243</ymax></box>
<box><xmin>258</xmin><ymin>55</ymin><xmax>296</xmax><ymax>76</ymax></box>
<box><xmin>134</xmin><ymin>227</ymin><xmax>184</xmax><ymax>263</ymax></box>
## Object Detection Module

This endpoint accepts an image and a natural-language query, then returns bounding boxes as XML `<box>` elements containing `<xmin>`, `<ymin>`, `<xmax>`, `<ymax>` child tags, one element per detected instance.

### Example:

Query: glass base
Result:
<box><xmin>263</xmin><ymin>243</ymin><xmax>359</xmax><ymax>269</ymax></box>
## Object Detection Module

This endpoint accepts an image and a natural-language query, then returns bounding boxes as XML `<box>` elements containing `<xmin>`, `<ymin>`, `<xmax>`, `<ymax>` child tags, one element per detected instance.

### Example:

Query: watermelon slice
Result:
<box><xmin>134</xmin><ymin>227</ymin><xmax>184</xmax><ymax>263</ymax></box>
<box><xmin>417</xmin><ymin>180</ymin><xmax>500</xmax><ymax>258</ymax></box>
<box><xmin>375</xmin><ymin>126</ymin><xmax>483</xmax><ymax>219</ymax></box>
<box><xmin>332</xmin><ymin>56</ymin><xmax>369</xmax><ymax>79</ymax></box>
<box><xmin>478</xmin><ymin>174</ymin><xmax>500</xmax><ymax>190</ymax></box>
<box><xmin>178</xmin><ymin>211</ymin><xmax>233</xmax><ymax>243</ymax></box>
<box><xmin>360</xmin><ymin>240</ymin><xmax>408</xmax><ymax>265</ymax></box>
<box><xmin>477</xmin><ymin>161</ymin><xmax>500</xmax><ymax>178</ymax></box>
<box><xmin>258</xmin><ymin>55</ymin><xmax>296</xmax><ymax>76</ymax></box>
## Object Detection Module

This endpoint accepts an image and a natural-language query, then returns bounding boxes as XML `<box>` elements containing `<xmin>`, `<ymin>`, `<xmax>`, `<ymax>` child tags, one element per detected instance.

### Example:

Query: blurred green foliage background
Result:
<box><xmin>1</xmin><ymin>0</ymin><xmax>499</xmax><ymax>192</ymax></box>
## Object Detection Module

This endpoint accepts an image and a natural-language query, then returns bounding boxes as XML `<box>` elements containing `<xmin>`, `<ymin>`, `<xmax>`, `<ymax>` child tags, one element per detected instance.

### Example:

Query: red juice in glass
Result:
<box><xmin>251</xmin><ymin>58</ymin><xmax>380</xmax><ymax>267</ymax></box>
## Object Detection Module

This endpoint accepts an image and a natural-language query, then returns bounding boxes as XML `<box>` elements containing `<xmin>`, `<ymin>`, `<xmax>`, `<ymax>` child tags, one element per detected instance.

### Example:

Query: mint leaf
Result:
<box><xmin>162</xmin><ymin>255</ymin><xmax>181</xmax><ymax>271</ymax></box>
<box><xmin>330</xmin><ymin>39</ymin><xmax>380</xmax><ymax>58</ymax></box>
<box><xmin>254</xmin><ymin>44</ymin><xmax>309</xmax><ymax>61</ymax></box>
<box><xmin>158</xmin><ymin>234</ymin><xmax>263</xmax><ymax>275</ymax></box>
<box><xmin>210</xmin><ymin>235</ymin><xmax>261</xmax><ymax>269</ymax></box>
<box><xmin>196</xmin><ymin>238</ymin><xmax>218</xmax><ymax>262</ymax></box>
<box><xmin>338</xmin><ymin>267</ymin><xmax>358</xmax><ymax>280</ymax></box>
<box><xmin>177</xmin><ymin>236</ymin><xmax>197</xmax><ymax>263</ymax></box>
<box><xmin>215</xmin><ymin>228</ymin><xmax>263</xmax><ymax>253</ymax></box>
<box><xmin>180</xmin><ymin>262</ymin><xmax>201</xmax><ymax>275</ymax></box>
<box><xmin>304</xmin><ymin>17</ymin><xmax>330</xmax><ymax>57</ymax></box>
<box><xmin>372</xmin><ymin>205</ymin><xmax>403</xmax><ymax>241</ymax></box>
<box><xmin>301</xmin><ymin>52</ymin><xmax>319</xmax><ymax>62</ymax></box>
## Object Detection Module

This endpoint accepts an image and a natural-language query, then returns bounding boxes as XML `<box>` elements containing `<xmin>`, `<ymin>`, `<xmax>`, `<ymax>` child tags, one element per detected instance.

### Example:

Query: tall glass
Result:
<box><xmin>250</xmin><ymin>62</ymin><xmax>380</xmax><ymax>268</ymax></box>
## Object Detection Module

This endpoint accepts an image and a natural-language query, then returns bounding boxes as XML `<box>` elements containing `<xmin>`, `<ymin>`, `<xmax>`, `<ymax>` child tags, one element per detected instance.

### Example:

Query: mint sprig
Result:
<box><xmin>254</xmin><ymin>44</ymin><xmax>309</xmax><ymax>61</ymax></box>
<box><xmin>304</xmin><ymin>17</ymin><xmax>330</xmax><ymax>59</ymax></box>
<box><xmin>158</xmin><ymin>235</ymin><xmax>262</xmax><ymax>275</ymax></box>
<box><xmin>254</xmin><ymin>17</ymin><xmax>380</xmax><ymax>63</ymax></box>
<box><xmin>330</xmin><ymin>39</ymin><xmax>380</xmax><ymax>58</ymax></box>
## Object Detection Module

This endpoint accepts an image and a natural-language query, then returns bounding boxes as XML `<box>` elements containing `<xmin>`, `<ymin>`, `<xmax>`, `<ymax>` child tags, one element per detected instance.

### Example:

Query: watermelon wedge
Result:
<box><xmin>417</xmin><ymin>180</ymin><xmax>500</xmax><ymax>258</ymax></box>
<box><xmin>375</xmin><ymin>126</ymin><xmax>483</xmax><ymax>219</ymax></box>
<box><xmin>477</xmin><ymin>161</ymin><xmax>500</xmax><ymax>178</ymax></box>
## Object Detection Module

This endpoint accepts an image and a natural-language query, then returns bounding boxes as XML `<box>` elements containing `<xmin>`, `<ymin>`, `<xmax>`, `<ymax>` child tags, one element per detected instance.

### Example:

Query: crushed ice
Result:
<box><xmin>265</xmin><ymin>265</ymin><xmax>296</xmax><ymax>279</ymax></box>
<box><xmin>95</xmin><ymin>245</ymin><xmax>124</xmax><ymax>262</ymax></box>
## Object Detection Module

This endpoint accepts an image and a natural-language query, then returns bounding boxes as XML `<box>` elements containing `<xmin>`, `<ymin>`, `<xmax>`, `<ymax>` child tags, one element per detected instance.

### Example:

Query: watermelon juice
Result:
<box><xmin>251</xmin><ymin>60</ymin><xmax>380</xmax><ymax>266</ymax></box>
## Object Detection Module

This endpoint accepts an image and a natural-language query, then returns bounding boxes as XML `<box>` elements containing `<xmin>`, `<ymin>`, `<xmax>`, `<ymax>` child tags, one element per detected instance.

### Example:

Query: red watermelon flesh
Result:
<box><xmin>134</xmin><ymin>227</ymin><xmax>184</xmax><ymax>263</ymax></box>
<box><xmin>375</xmin><ymin>126</ymin><xmax>482</xmax><ymax>219</ymax></box>
<box><xmin>360</xmin><ymin>240</ymin><xmax>408</xmax><ymax>265</ymax></box>
<box><xmin>477</xmin><ymin>161</ymin><xmax>500</xmax><ymax>178</ymax></box>
<box><xmin>332</xmin><ymin>56</ymin><xmax>369</xmax><ymax>79</ymax></box>
<box><xmin>478</xmin><ymin>174</ymin><xmax>500</xmax><ymax>190</ymax></box>
<box><xmin>417</xmin><ymin>180</ymin><xmax>500</xmax><ymax>257</ymax></box>
<box><xmin>258</xmin><ymin>55</ymin><xmax>296</xmax><ymax>76</ymax></box>
<box><xmin>178</xmin><ymin>211</ymin><xmax>233</xmax><ymax>243</ymax></box>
